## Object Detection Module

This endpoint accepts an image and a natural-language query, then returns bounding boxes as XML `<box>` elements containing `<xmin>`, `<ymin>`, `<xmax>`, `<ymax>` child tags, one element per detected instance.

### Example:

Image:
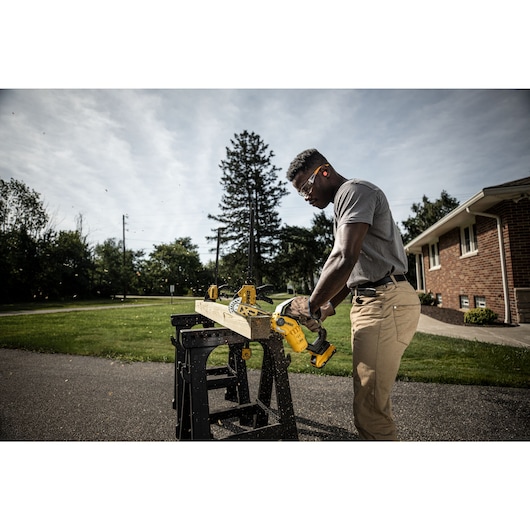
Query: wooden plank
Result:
<box><xmin>195</xmin><ymin>300</ymin><xmax>271</xmax><ymax>340</ymax></box>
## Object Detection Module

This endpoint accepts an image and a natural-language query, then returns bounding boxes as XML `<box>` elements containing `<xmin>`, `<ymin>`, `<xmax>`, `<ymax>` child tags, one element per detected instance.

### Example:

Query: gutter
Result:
<box><xmin>466</xmin><ymin>208</ymin><xmax>511</xmax><ymax>324</ymax></box>
<box><xmin>405</xmin><ymin>191</ymin><xmax>486</xmax><ymax>253</ymax></box>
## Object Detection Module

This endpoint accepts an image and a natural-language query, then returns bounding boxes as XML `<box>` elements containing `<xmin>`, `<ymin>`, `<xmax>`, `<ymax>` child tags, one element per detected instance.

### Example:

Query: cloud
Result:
<box><xmin>1</xmin><ymin>89</ymin><xmax>529</xmax><ymax>263</ymax></box>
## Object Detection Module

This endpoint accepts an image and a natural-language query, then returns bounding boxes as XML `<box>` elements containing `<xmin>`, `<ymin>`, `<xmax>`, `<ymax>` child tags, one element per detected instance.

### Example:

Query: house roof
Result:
<box><xmin>404</xmin><ymin>176</ymin><xmax>530</xmax><ymax>254</ymax></box>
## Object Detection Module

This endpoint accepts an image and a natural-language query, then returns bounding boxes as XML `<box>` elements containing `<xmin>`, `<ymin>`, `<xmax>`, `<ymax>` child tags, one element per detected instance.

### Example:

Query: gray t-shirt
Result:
<box><xmin>333</xmin><ymin>179</ymin><xmax>408</xmax><ymax>287</ymax></box>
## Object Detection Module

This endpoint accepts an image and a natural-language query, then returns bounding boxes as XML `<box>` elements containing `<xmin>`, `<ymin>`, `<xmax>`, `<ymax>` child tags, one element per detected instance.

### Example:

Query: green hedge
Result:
<box><xmin>464</xmin><ymin>308</ymin><xmax>498</xmax><ymax>325</ymax></box>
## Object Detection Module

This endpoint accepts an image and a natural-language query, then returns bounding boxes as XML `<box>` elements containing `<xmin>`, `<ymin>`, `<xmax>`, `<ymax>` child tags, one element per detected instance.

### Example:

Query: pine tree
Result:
<box><xmin>208</xmin><ymin>131</ymin><xmax>286</xmax><ymax>285</ymax></box>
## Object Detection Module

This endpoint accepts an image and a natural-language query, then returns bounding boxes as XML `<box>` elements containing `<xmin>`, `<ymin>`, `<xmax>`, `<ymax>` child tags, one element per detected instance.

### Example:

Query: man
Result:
<box><xmin>286</xmin><ymin>148</ymin><xmax>420</xmax><ymax>441</ymax></box>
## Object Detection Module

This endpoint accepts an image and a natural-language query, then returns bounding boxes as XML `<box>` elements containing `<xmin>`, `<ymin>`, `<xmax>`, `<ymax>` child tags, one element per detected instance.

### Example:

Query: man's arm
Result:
<box><xmin>309</xmin><ymin>222</ymin><xmax>369</xmax><ymax>313</ymax></box>
<box><xmin>327</xmin><ymin>285</ymin><xmax>352</xmax><ymax>312</ymax></box>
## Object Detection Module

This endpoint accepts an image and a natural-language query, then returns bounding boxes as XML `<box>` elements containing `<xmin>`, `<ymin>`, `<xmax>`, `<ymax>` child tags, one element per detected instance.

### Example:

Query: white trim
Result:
<box><xmin>460</xmin><ymin>223</ymin><xmax>478</xmax><ymax>256</ymax></box>
<box><xmin>428</xmin><ymin>240</ymin><xmax>440</xmax><ymax>269</ymax></box>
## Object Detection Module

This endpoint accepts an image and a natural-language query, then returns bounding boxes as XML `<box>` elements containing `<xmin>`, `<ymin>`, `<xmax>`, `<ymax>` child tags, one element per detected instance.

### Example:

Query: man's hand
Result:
<box><xmin>319</xmin><ymin>301</ymin><xmax>336</xmax><ymax>322</ymax></box>
<box><xmin>287</xmin><ymin>296</ymin><xmax>321</xmax><ymax>332</ymax></box>
<box><xmin>288</xmin><ymin>296</ymin><xmax>311</xmax><ymax>319</ymax></box>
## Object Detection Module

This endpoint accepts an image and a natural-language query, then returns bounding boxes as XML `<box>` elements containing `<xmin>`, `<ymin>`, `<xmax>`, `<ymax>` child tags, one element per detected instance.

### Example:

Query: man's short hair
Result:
<box><xmin>286</xmin><ymin>149</ymin><xmax>329</xmax><ymax>182</ymax></box>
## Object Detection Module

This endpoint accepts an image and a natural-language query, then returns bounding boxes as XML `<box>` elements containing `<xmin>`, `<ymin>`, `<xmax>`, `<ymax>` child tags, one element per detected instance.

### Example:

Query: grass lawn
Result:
<box><xmin>0</xmin><ymin>297</ymin><xmax>528</xmax><ymax>388</ymax></box>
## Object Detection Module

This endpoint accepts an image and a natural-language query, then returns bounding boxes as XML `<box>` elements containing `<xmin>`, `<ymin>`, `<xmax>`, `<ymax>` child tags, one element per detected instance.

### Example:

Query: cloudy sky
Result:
<box><xmin>1</xmin><ymin>89</ymin><xmax>529</xmax><ymax>263</ymax></box>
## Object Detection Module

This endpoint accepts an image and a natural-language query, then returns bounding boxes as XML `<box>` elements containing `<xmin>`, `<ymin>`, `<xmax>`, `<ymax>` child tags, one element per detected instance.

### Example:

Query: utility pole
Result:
<box><xmin>214</xmin><ymin>227</ymin><xmax>221</xmax><ymax>287</ymax></box>
<box><xmin>122</xmin><ymin>214</ymin><xmax>127</xmax><ymax>300</ymax></box>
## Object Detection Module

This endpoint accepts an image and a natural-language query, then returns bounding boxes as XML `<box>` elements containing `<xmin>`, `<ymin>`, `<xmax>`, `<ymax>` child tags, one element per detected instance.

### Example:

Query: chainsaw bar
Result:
<box><xmin>228</xmin><ymin>298</ymin><xmax>270</xmax><ymax>318</ymax></box>
<box><xmin>228</xmin><ymin>297</ymin><xmax>242</xmax><ymax>314</ymax></box>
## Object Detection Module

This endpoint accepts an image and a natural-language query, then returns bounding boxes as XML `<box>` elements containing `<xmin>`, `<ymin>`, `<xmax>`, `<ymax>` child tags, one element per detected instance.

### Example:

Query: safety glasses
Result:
<box><xmin>298</xmin><ymin>164</ymin><xmax>329</xmax><ymax>198</ymax></box>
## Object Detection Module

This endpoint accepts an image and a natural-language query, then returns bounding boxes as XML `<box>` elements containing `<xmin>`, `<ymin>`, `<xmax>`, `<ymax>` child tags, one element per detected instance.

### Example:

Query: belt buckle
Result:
<box><xmin>356</xmin><ymin>287</ymin><xmax>377</xmax><ymax>297</ymax></box>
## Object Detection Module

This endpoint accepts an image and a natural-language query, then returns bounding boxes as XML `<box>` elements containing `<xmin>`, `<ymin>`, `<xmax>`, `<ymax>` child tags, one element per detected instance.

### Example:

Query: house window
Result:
<box><xmin>475</xmin><ymin>296</ymin><xmax>486</xmax><ymax>308</ymax></box>
<box><xmin>460</xmin><ymin>295</ymin><xmax>470</xmax><ymax>309</ymax></box>
<box><xmin>460</xmin><ymin>223</ymin><xmax>478</xmax><ymax>256</ymax></box>
<box><xmin>428</xmin><ymin>241</ymin><xmax>440</xmax><ymax>269</ymax></box>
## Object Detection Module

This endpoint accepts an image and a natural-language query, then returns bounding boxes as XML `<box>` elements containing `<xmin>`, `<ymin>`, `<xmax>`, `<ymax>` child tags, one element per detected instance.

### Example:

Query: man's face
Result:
<box><xmin>292</xmin><ymin>163</ymin><xmax>330</xmax><ymax>209</ymax></box>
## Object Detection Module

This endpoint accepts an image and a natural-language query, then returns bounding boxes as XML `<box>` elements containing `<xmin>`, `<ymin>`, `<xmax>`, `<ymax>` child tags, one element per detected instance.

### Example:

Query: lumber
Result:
<box><xmin>194</xmin><ymin>300</ymin><xmax>271</xmax><ymax>340</ymax></box>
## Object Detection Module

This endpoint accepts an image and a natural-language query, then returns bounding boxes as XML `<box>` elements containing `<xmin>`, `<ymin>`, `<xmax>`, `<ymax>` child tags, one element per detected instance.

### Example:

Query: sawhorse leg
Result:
<box><xmin>171</xmin><ymin>315</ymin><xmax>298</xmax><ymax>441</ymax></box>
<box><xmin>171</xmin><ymin>313</ymin><xmax>216</xmax><ymax>440</ymax></box>
<box><xmin>254</xmin><ymin>333</ymin><xmax>298</xmax><ymax>440</ymax></box>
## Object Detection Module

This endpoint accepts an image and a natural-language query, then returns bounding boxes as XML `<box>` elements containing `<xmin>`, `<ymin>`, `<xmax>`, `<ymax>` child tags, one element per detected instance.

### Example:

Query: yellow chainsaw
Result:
<box><xmin>228</xmin><ymin>284</ymin><xmax>337</xmax><ymax>369</ymax></box>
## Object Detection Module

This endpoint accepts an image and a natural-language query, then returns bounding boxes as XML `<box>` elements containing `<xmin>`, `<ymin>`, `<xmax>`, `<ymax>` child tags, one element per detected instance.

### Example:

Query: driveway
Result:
<box><xmin>1</xmin><ymin>347</ymin><xmax>529</xmax><ymax>441</ymax></box>
<box><xmin>417</xmin><ymin>313</ymin><xmax>530</xmax><ymax>348</ymax></box>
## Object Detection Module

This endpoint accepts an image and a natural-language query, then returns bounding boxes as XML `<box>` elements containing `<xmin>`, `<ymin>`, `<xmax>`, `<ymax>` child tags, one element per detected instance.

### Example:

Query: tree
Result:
<box><xmin>0</xmin><ymin>228</ymin><xmax>41</xmax><ymax>302</ymax></box>
<box><xmin>37</xmin><ymin>229</ymin><xmax>94</xmax><ymax>300</ymax></box>
<box><xmin>401</xmin><ymin>190</ymin><xmax>460</xmax><ymax>243</ymax></box>
<box><xmin>275</xmin><ymin>225</ymin><xmax>319</xmax><ymax>293</ymax></box>
<box><xmin>311</xmin><ymin>211</ymin><xmax>335</xmax><ymax>269</ymax></box>
<box><xmin>141</xmin><ymin>238</ymin><xmax>203</xmax><ymax>296</ymax></box>
<box><xmin>274</xmin><ymin>212</ymin><xmax>334</xmax><ymax>294</ymax></box>
<box><xmin>93</xmin><ymin>238</ymin><xmax>144</xmax><ymax>297</ymax></box>
<box><xmin>0</xmin><ymin>178</ymin><xmax>49</xmax><ymax>236</ymax></box>
<box><xmin>208</xmin><ymin>131</ymin><xmax>286</xmax><ymax>285</ymax></box>
<box><xmin>0</xmin><ymin>178</ymin><xmax>51</xmax><ymax>302</ymax></box>
<box><xmin>401</xmin><ymin>190</ymin><xmax>460</xmax><ymax>289</ymax></box>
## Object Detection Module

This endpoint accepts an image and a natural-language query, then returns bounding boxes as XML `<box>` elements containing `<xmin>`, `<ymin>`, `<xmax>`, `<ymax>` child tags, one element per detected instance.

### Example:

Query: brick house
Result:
<box><xmin>404</xmin><ymin>176</ymin><xmax>530</xmax><ymax>324</ymax></box>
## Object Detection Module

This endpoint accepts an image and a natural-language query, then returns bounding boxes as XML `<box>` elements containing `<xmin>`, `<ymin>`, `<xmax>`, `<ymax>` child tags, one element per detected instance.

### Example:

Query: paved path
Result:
<box><xmin>1</xmin><ymin>347</ymin><xmax>529</xmax><ymax>441</ymax></box>
<box><xmin>0</xmin><ymin>303</ymin><xmax>159</xmax><ymax>317</ymax></box>
<box><xmin>417</xmin><ymin>314</ymin><xmax>530</xmax><ymax>348</ymax></box>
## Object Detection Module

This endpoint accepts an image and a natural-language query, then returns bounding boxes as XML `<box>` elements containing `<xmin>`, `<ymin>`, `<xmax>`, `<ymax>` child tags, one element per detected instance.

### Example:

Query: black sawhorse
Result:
<box><xmin>171</xmin><ymin>313</ymin><xmax>298</xmax><ymax>441</ymax></box>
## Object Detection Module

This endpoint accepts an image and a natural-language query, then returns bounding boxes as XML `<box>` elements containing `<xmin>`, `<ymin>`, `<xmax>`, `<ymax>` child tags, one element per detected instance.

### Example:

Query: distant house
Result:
<box><xmin>404</xmin><ymin>177</ymin><xmax>530</xmax><ymax>324</ymax></box>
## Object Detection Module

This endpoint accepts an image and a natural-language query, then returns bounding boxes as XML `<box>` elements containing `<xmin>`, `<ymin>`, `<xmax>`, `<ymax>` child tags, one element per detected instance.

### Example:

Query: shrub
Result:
<box><xmin>464</xmin><ymin>308</ymin><xmax>498</xmax><ymax>326</ymax></box>
<box><xmin>418</xmin><ymin>292</ymin><xmax>436</xmax><ymax>306</ymax></box>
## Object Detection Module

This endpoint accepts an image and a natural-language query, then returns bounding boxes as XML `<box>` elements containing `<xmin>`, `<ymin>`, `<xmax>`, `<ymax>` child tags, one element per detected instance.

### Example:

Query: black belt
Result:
<box><xmin>356</xmin><ymin>274</ymin><xmax>407</xmax><ymax>289</ymax></box>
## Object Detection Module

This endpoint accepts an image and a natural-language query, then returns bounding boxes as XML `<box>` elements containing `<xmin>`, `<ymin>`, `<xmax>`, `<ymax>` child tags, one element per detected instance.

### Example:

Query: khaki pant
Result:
<box><xmin>350</xmin><ymin>281</ymin><xmax>420</xmax><ymax>440</ymax></box>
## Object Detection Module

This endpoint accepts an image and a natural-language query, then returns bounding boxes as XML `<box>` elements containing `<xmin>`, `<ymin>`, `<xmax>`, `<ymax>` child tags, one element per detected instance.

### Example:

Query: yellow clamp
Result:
<box><xmin>242</xmin><ymin>346</ymin><xmax>251</xmax><ymax>360</ymax></box>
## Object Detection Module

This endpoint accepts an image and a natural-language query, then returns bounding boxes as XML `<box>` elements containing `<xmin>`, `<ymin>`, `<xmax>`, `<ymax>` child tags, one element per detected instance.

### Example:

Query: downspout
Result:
<box><xmin>466</xmin><ymin>208</ymin><xmax>511</xmax><ymax>324</ymax></box>
<box><xmin>415</xmin><ymin>253</ymin><xmax>423</xmax><ymax>291</ymax></box>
